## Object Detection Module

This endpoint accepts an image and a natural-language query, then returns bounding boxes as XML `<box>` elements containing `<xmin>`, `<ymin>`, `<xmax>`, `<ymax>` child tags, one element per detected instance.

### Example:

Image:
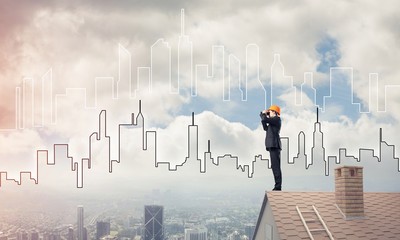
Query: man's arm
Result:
<box><xmin>261</xmin><ymin>115</ymin><xmax>280</xmax><ymax>126</ymax></box>
<box><xmin>260</xmin><ymin>113</ymin><xmax>268</xmax><ymax>131</ymax></box>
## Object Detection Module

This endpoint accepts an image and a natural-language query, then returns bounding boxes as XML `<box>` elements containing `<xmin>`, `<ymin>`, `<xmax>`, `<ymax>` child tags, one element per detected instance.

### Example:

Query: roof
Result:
<box><xmin>254</xmin><ymin>191</ymin><xmax>400</xmax><ymax>240</ymax></box>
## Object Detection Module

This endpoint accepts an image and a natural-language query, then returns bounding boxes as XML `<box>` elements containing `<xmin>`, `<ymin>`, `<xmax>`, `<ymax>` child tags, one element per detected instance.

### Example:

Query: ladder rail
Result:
<box><xmin>297</xmin><ymin>205</ymin><xmax>335</xmax><ymax>240</ymax></box>
<box><xmin>312</xmin><ymin>205</ymin><xmax>334</xmax><ymax>240</ymax></box>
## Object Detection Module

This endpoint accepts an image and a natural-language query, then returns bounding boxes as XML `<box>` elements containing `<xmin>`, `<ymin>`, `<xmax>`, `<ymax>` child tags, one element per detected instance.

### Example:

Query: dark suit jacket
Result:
<box><xmin>260</xmin><ymin>113</ymin><xmax>282</xmax><ymax>151</ymax></box>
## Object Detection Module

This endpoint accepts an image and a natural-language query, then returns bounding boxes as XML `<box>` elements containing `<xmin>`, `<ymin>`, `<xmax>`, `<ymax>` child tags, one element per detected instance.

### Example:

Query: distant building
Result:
<box><xmin>229</xmin><ymin>231</ymin><xmax>240</xmax><ymax>240</ymax></box>
<box><xmin>17</xmin><ymin>231</ymin><xmax>28</xmax><ymax>240</ymax></box>
<box><xmin>44</xmin><ymin>232</ymin><xmax>60</xmax><ymax>240</ymax></box>
<box><xmin>184</xmin><ymin>226</ymin><xmax>207</xmax><ymax>240</ymax></box>
<box><xmin>42</xmin><ymin>233</ymin><xmax>50</xmax><ymax>240</ymax></box>
<box><xmin>83</xmin><ymin>227</ymin><xmax>88</xmax><ymax>240</ymax></box>
<box><xmin>68</xmin><ymin>227</ymin><xmax>74</xmax><ymax>240</ymax></box>
<box><xmin>99</xmin><ymin>235</ymin><xmax>117</xmax><ymax>240</ymax></box>
<box><xmin>253</xmin><ymin>166</ymin><xmax>400</xmax><ymax>239</ymax></box>
<box><xmin>77</xmin><ymin>206</ymin><xmax>84</xmax><ymax>240</ymax></box>
<box><xmin>244</xmin><ymin>225</ymin><xmax>255</xmax><ymax>240</ymax></box>
<box><xmin>169</xmin><ymin>234</ymin><xmax>184</xmax><ymax>240</ymax></box>
<box><xmin>144</xmin><ymin>205</ymin><xmax>164</xmax><ymax>240</ymax></box>
<box><xmin>30</xmin><ymin>231</ymin><xmax>39</xmax><ymax>240</ymax></box>
<box><xmin>96</xmin><ymin>221</ymin><xmax>111</xmax><ymax>240</ymax></box>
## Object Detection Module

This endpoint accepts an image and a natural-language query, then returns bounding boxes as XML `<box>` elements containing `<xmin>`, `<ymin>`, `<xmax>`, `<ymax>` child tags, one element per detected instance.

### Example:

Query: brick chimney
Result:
<box><xmin>335</xmin><ymin>165</ymin><xmax>364</xmax><ymax>218</ymax></box>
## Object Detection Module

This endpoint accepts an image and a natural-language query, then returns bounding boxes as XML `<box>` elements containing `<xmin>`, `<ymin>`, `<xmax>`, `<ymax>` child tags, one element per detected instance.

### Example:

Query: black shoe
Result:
<box><xmin>272</xmin><ymin>188</ymin><xmax>281</xmax><ymax>191</ymax></box>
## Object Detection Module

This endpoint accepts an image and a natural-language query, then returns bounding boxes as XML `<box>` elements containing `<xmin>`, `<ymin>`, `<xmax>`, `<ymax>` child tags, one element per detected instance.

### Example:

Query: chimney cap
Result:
<box><xmin>334</xmin><ymin>165</ymin><xmax>363</xmax><ymax>170</ymax></box>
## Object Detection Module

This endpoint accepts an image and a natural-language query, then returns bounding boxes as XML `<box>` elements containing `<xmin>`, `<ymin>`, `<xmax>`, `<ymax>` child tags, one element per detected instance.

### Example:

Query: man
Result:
<box><xmin>260</xmin><ymin>105</ymin><xmax>282</xmax><ymax>191</ymax></box>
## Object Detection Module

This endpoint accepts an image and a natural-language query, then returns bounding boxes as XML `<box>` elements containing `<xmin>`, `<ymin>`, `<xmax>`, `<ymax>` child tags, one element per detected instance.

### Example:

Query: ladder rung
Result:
<box><xmin>305</xmin><ymin>219</ymin><xmax>318</xmax><ymax>222</ymax></box>
<box><xmin>310</xmin><ymin>229</ymin><xmax>326</xmax><ymax>232</ymax></box>
<box><xmin>301</xmin><ymin>211</ymin><xmax>314</xmax><ymax>213</ymax></box>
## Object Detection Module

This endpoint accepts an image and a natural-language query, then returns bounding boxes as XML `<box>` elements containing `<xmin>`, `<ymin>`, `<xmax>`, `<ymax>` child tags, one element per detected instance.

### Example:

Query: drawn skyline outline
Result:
<box><xmin>0</xmin><ymin>9</ymin><xmax>399</xmax><ymax>188</ymax></box>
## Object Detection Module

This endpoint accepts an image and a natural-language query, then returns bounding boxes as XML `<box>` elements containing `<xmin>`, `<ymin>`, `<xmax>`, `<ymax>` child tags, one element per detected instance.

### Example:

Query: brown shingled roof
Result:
<box><xmin>262</xmin><ymin>191</ymin><xmax>400</xmax><ymax>239</ymax></box>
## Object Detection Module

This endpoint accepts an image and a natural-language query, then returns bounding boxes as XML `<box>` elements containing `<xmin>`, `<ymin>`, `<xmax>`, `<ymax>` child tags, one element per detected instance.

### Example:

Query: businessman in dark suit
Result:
<box><xmin>260</xmin><ymin>105</ymin><xmax>282</xmax><ymax>191</ymax></box>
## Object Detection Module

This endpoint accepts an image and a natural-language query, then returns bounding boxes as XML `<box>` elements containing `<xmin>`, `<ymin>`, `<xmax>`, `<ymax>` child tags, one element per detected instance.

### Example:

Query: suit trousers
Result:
<box><xmin>269</xmin><ymin>148</ymin><xmax>282</xmax><ymax>189</ymax></box>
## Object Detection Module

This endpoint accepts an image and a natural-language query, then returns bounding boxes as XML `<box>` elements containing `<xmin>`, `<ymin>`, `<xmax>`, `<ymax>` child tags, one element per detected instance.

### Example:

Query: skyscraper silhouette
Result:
<box><xmin>77</xmin><ymin>206</ymin><xmax>84</xmax><ymax>240</ymax></box>
<box><xmin>311</xmin><ymin>108</ymin><xmax>327</xmax><ymax>174</ymax></box>
<box><xmin>144</xmin><ymin>205</ymin><xmax>164</xmax><ymax>240</ymax></box>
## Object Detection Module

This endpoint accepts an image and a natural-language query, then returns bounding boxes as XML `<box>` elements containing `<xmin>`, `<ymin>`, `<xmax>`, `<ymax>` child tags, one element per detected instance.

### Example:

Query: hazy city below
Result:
<box><xmin>0</xmin><ymin>187</ymin><xmax>262</xmax><ymax>240</ymax></box>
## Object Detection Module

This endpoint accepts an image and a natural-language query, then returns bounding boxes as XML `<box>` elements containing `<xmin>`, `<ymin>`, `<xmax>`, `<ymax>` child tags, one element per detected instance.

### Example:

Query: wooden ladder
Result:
<box><xmin>296</xmin><ymin>205</ymin><xmax>334</xmax><ymax>240</ymax></box>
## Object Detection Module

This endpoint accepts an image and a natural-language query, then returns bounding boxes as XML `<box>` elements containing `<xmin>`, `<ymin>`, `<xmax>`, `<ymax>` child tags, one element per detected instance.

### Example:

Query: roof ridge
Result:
<box><xmin>265</xmin><ymin>191</ymin><xmax>400</xmax><ymax>194</ymax></box>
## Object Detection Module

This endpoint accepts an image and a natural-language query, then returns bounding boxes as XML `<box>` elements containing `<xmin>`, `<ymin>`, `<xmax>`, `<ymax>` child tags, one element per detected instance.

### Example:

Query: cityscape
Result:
<box><xmin>0</xmin><ymin>191</ymin><xmax>260</xmax><ymax>240</ymax></box>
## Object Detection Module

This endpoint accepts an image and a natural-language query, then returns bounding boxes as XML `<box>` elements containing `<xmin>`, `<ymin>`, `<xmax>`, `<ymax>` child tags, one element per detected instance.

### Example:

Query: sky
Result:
<box><xmin>0</xmin><ymin>0</ymin><xmax>400</xmax><ymax>200</ymax></box>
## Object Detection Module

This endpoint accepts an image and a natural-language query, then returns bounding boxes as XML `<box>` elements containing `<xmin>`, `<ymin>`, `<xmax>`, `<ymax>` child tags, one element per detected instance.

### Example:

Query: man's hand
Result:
<box><xmin>261</xmin><ymin>110</ymin><xmax>269</xmax><ymax>118</ymax></box>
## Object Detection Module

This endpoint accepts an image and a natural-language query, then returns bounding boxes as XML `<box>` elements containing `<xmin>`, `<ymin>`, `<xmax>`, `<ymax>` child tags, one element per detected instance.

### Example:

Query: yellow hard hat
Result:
<box><xmin>268</xmin><ymin>105</ymin><xmax>280</xmax><ymax>115</ymax></box>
